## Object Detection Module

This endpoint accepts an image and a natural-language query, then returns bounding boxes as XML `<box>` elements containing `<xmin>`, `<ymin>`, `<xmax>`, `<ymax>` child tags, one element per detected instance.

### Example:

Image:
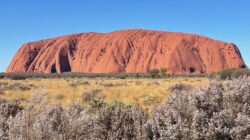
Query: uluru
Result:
<box><xmin>7</xmin><ymin>29</ymin><xmax>246</xmax><ymax>74</ymax></box>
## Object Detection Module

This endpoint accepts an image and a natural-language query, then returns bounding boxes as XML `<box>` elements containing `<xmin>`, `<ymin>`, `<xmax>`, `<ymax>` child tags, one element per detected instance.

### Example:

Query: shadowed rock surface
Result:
<box><xmin>7</xmin><ymin>29</ymin><xmax>246</xmax><ymax>74</ymax></box>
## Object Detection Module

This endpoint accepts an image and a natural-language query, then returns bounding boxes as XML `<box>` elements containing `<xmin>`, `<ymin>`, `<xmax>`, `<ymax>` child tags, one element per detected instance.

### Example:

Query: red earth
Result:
<box><xmin>7</xmin><ymin>29</ymin><xmax>246</xmax><ymax>74</ymax></box>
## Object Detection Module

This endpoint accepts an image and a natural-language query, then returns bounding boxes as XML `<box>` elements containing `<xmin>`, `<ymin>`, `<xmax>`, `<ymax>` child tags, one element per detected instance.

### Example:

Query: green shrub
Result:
<box><xmin>219</xmin><ymin>68</ymin><xmax>238</xmax><ymax>80</ymax></box>
<box><xmin>159</xmin><ymin>67</ymin><xmax>167</xmax><ymax>76</ymax></box>
<box><xmin>149</xmin><ymin>69</ymin><xmax>160</xmax><ymax>78</ymax></box>
<box><xmin>231</xmin><ymin>68</ymin><xmax>250</xmax><ymax>79</ymax></box>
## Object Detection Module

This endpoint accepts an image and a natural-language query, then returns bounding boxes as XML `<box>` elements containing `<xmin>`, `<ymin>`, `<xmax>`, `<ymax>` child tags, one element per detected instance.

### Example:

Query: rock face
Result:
<box><xmin>7</xmin><ymin>29</ymin><xmax>246</xmax><ymax>74</ymax></box>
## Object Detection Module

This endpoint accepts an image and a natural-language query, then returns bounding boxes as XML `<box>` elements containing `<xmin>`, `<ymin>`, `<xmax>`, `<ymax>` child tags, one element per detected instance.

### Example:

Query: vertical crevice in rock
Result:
<box><xmin>51</xmin><ymin>64</ymin><xmax>57</xmax><ymax>73</ymax></box>
<box><xmin>58</xmin><ymin>54</ymin><xmax>71</xmax><ymax>73</ymax></box>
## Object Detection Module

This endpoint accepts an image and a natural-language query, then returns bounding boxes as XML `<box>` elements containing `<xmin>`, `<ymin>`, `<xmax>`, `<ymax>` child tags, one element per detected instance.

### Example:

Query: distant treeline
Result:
<box><xmin>0</xmin><ymin>68</ymin><xmax>249</xmax><ymax>80</ymax></box>
<box><xmin>0</xmin><ymin>72</ymin><xmax>208</xmax><ymax>80</ymax></box>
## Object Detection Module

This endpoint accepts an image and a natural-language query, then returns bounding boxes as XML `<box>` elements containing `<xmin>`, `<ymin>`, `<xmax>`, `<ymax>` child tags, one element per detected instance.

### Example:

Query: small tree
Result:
<box><xmin>149</xmin><ymin>69</ymin><xmax>160</xmax><ymax>78</ymax></box>
<box><xmin>159</xmin><ymin>67</ymin><xmax>167</xmax><ymax>76</ymax></box>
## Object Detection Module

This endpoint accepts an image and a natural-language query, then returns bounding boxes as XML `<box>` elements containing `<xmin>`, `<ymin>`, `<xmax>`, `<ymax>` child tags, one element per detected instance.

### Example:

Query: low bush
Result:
<box><xmin>231</xmin><ymin>68</ymin><xmax>250</xmax><ymax>79</ymax></box>
<box><xmin>149</xmin><ymin>69</ymin><xmax>160</xmax><ymax>78</ymax></box>
<box><xmin>0</xmin><ymin>99</ymin><xmax>22</xmax><ymax>139</ymax></box>
<box><xmin>69</xmin><ymin>80</ymin><xmax>90</xmax><ymax>88</ymax></box>
<box><xmin>93</xmin><ymin>105</ymin><xmax>148</xmax><ymax>139</ymax></box>
<box><xmin>168</xmin><ymin>83</ymin><xmax>192</xmax><ymax>92</ymax></box>
<box><xmin>0</xmin><ymin>75</ymin><xmax>5</xmax><ymax>79</ymax></box>
<box><xmin>81</xmin><ymin>89</ymin><xmax>105</xmax><ymax>108</ymax></box>
<box><xmin>208</xmin><ymin>72</ymin><xmax>219</xmax><ymax>80</ymax></box>
<box><xmin>6</xmin><ymin>96</ymin><xmax>148</xmax><ymax>140</ymax></box>
<box><xmin>109</xmin><ymin>100</ymin><xmax>125</xmax><ymax>108</ymax></box>
<box><xmin>219</xmin><ymin>68</ymin><xmax>238</xmax><ymax>80</ymax></box>
<box><xmin>147</xmin><ymin>77</ymin><xmax>250</xmax><ymax>139</ymax></box>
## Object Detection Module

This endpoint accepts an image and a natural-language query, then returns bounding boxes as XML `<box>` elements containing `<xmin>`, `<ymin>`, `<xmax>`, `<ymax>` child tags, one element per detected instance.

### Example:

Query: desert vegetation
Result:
<box><xmin>0</xmin><ymin>70</ymin><xmax>249</xmax><ymax>139</ymax></box>
<box><xmin>149</xmin><ymin>67</ymin><xmax>167</xmax><ymax>78</ymax></box>
<box><xmin>218</xmin><ymin>68</ymin><xmax>250</xmax><ymax>80</ymax></box>
<box><xmin>0</xmin><ymin>76</ymin><xmax>249</xmax><ymax>139</ymax></box>
<box><xmin>150</xmin><ymin>76</ymin><xmax>250</xmax><ymax>139</ymax></box>
<box><xmin>0</xmin><ymin>75</ymin><xmax>208</xmax><ymax>109</ymax></box>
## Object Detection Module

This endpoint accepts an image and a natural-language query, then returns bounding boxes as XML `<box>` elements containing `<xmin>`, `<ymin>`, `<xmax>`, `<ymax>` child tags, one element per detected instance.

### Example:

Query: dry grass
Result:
<box><xmin>0</xmin><ymin>77</ymin><xmax>208</xmax><ymax>109</ymax></box>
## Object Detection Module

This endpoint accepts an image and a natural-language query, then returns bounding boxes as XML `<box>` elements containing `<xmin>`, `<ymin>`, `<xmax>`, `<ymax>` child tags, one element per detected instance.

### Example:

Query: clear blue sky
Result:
<box><xmin>0</xmin><ymin>0</ymin><xmax>249</xmax><ymax>72</ymax></box>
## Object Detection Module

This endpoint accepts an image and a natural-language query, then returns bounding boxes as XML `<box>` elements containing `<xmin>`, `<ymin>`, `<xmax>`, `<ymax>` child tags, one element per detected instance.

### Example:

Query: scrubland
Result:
<box><xmin>0</xmin><ymin>72</ymin><xmax>249</xmax><ymax>139</ymax></box>
<box><xmin>0</xmin><ymin>77</ymin><xmax>208</xmax><ymax>110</ymax></box>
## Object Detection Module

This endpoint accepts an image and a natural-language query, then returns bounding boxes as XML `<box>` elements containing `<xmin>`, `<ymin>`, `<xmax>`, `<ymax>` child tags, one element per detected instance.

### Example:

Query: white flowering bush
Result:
<box><xmin>0</xmin><ymin>99</ymin><xmax>22</xmax><ymax>139</ymax></box>
<box><xmin>6</xmin><ymin>94</ymin><xmax>148</xmax><ymax>140</ymax></box>
<box><xmin>147</xmin><ymin>77</ymin><xmax>250</xmax><ymax>139</ymax></box>
<box><xmin>93</xmin><ymin>105</ymin><xmax>148</xmax><ymax>139</ymax></box>
<box><xmin>7</xmin><ymin>104</ymin><xmax>148</xmax><ymax>139</ymax></box>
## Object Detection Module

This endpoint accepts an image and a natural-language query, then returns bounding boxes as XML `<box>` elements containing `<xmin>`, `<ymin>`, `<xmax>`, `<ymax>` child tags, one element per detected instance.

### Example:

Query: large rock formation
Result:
<box><xmin>7</xmin><ymin>29</ymin><xmax>246</xmax><ymax>74</ymax></box>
